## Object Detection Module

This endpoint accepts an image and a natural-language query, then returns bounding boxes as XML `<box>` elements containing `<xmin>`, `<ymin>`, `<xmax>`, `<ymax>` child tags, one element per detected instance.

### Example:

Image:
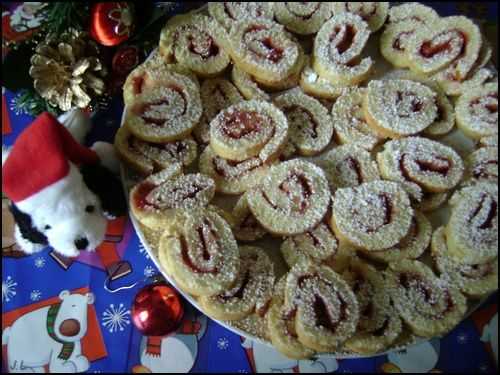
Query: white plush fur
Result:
<box><xmin>16</xmin><ymin>164</ymin><xmax>107</xmax><ymax>257</ymax></box>
<box><xmin>58</xmin><ymin>109</ymin><xmax>91</xmax><ymax>145</ymax></box>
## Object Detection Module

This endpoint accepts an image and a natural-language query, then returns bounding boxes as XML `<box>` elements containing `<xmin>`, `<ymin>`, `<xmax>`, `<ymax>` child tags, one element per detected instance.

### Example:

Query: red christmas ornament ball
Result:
<box><xmin>112</xmin><ymin>45</ymin><xmax>140</xmax><ymax>76</ymax></box>
<box><xmin>90</xmin><ymin>2</ymin><xmax>134</xmax><ymax>46</ymax></box>
<box><xmin>131</xmin><ymin>283</ymin><xmax>184</xmax><ymax>336</ymax></box>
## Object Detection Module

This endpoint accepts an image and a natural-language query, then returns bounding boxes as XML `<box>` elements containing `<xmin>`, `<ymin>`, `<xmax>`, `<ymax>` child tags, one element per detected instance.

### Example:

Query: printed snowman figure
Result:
<box><xmin>382</xmin><ymin>339</ymin><xmax>441</xmax><ymax>373</ymax></box>
<box><xmin>241</xmin><ymin>338</ymin><xmax>339</xmax><ymax>373</ymax></box>
<box><xmin>133</xmin><ymin>309</ymin><xmax>207</xmax><ymax>373</ymax></box>
<box><xmin>481</xmin><ymin>313</ymin><xmax>498</xmax><ymax>366</ymax></box>
<box><xmin>2</xmin><ymin>290</ymin><xmax>95</xmax><ymax>373</ymax></box>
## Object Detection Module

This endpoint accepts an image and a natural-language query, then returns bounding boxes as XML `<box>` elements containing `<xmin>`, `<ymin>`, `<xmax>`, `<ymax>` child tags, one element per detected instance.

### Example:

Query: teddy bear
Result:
<box><xmin>2</xmin><ymin>110</ymin><xmax>127</xmax><ymax>261</ymax></box>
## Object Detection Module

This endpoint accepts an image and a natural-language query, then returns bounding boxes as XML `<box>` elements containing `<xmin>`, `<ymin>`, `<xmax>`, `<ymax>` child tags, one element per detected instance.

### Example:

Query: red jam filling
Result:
<box><xmin>133</xmin><ymin>182</ymin><xmax>158</xmax><ymax>210</ymax></box>
<box><xmin>331</xmin><ymin>24</ymin><xmax>356</xmax><ymax>55</ymax></box>
<box><xmin>419</xmin><ymin>30</ymin><xmax>465</xmax><ymax>59</ymax></box>
<box><xmin>314</xmin><ymin>293</ymin><xmax>347</xmax><ymax>333</ymax></box>
<box><xmin>396</xmin><ymin>91</ymin><xmax>423</xmax><ymax>114</ymax></box>
<box><xmin>365</xmin><ymin>194</ymin><xmax>392</xmax><ymax>233</ymax></box>
<box><xmin>400</xmin><ymin>154</ymin><xmax>451</xmax><ymax>180</ymax></box>
<box><xmin>472</xmin><ymin>160</ymin><xmax>498</xmax><ymax>179</ymax></box>
<box><xmin>339</xmin><ymin>156</ymin><xmax>363</xmax><ymax>185</ymax></box>
<box><xmin>460</xmin><ymin>263</ymin><xmax>493</xmax><ymax>279</ymax></box>
<box><xmin>469</xmin><ymin>194</ymin><xmax>497</xmax><ymax>230</ymax></box>
<box><xmin>219</xmin><ymin>271</ymin><xmax>250</xmax><ymax>301</ymax></box>
<box><xmin>287</xmin><ymin>105</ymin><xmax>318</xmax><ymax>139</ymax></box>
<box><xmin>187</xmin><ymin>31</ymin><xmax>219</xmax><ymax>59</ymax></box>
<box><xmin>132</xmin><ymin>74</ymin><xmax>145</xmax><ymax>95</ymax></box>
<box><xmin>393</xmin><ymin>31</ymin><xmax>414</xmax><ymax>51</ymax></box>
<box><xmin>279</xmin><ymin>173</ymin><xmax>313</xmax><ymax>213</ymax></box>
<box><xmin>139</xmin><ymin>86</ymin><xmax>187</xmax><ymax>125</ymax></box>
<box><xmin>221</xmin><ymin>111</ymin><xmax>265</xmax><ymax>139</ymax></box>
<box><xmin>372</xmin><ymin>318</ymin><xmax>390</xmax><ymax>336</ymax></box>
<box><xmin>180</xmin><ymin>220</ymin><xmax>219</xmax><ymax>274</ymax></box>
<box><xmin>260</xmin><ymin>37</ymin><xmax>284</xmax><ymax>63</ymax></box>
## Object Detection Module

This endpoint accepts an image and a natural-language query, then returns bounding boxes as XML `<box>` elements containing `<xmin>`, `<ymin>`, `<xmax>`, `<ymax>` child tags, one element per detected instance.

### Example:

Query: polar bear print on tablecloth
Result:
<box><xmin>132</xmin><ymin>310</ymin><xmax>207</xmax><ymax>373</ymax></box>
<box><xmin>381</xmin><ymin>339</ymin><xmax>441</xmax><ymax>373</ymax></box>
<box><xmin>2</xmin><ymin>290</ymin><xmax>94</xmax><ymax>373</ymax></box>
<box><xmin>241</xmin><ymin>338</ymin><xmax>339</xmax><ymax>373</ymax></box>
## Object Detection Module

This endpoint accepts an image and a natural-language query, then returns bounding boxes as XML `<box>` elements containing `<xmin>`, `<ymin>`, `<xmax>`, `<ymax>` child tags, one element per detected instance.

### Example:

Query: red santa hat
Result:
<box><xmin>2</xmin><ymin>112</ymin><xmax>100</xmax><ymax>208</ymax></box>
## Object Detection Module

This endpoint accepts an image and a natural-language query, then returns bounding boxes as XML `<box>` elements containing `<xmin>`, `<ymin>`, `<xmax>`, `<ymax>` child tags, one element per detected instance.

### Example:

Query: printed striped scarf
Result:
<box><xmin>46</xmin><ymin>303</ymin><xmax>75</xmax><ymax>360</ymax></box>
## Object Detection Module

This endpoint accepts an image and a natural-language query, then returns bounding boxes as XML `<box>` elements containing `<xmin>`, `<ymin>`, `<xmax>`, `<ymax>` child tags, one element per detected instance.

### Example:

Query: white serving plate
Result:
<box><xmin>119</xmin><ymin>5</ymin><xmax>496</xmax><ymax>358</ymax></box>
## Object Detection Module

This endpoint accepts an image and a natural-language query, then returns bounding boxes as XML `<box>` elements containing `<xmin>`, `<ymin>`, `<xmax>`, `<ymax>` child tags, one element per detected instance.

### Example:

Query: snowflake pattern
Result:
<box><xmin>456</xmin><ymin>332</ymin><xmax>468</xmax><ymax>344</ymax></box>
<box><xmin>34</xmin><ymin>257</ymin><xmax>46</xmax><ymax>268</ymax></box>
<box><xmin>2</xmin><ymin>276</ymin><xmax>17</xmax><ymax>302</ymax></box>
<box><xmin>139</xmin><ymin>243</ymin><xmax>150</xmax><ymax>259</ymax></box>
<box><xmin>217</xmin><ymin>337</ymin><xmax>229</xmax><ymax>350</ymax></box>
<box><xmin>102</xmin><ymin>303</ymin><xmax>131</xmax><ymax>333</ymax></box>
<box><xmin>144</xmin><ymin>265</ymin><xmax>156</xmax><ymax>278</ymax></box>
<box><xmin>30</xmin><ymin>290</ymin><xmax>42</xmax><ymax>301</ymax></box>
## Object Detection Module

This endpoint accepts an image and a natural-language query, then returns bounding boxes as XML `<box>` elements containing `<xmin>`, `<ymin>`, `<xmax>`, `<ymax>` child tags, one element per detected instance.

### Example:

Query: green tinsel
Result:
<box><xmin>40</xmin><ymin>2</ymin><xmax>89</xmax><ymax>35</ymax></box>
<box><xmin>11</xmin><ymin>88</ymin><xmax>61</xmax><ymax>117</ymax></box>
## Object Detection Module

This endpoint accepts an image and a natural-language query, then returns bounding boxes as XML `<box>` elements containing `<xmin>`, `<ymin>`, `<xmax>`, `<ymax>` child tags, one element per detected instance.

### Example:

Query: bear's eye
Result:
<box><xmin>44</xmin><ymin>225</ymin><xmax>51</xmax><ymax>230</ymax></box>
<box><xmin>85</xmin><ymin>205</ymin><xmax>95</xmax><ymax>213</ymax></box>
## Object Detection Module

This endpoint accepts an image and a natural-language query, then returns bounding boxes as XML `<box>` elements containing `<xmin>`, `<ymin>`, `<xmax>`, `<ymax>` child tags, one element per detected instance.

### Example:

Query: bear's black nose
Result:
<box><xmin>74</xmin><ymin>237</ymin><xmax>89</xmax><ymax>250</ymax></box>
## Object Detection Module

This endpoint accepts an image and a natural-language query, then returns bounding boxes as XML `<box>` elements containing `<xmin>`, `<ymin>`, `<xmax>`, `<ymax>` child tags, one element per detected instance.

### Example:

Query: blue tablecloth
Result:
<box><xmin>2</xmin><ymin>2</ymin><xmax>498</xmax><ymax>373</ymax></box>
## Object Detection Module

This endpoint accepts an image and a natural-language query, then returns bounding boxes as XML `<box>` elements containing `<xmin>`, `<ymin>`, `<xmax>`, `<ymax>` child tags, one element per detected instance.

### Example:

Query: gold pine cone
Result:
<box><xmin>29</xmin><ymin>29</ymin><xmax>107</xmax><ymax>111</ymax></box>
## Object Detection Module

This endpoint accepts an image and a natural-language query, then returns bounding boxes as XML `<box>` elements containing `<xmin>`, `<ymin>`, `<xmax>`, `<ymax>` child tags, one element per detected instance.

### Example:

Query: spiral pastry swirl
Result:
<box><xmin>199</xmin><ymin>246</ymin><xmax>274</xmax><ymax>320</ymax></box>
<box><xmin>208</xmin><ymin>2</ymin><xmax>274</xmax><ymax>31</ymax></box>
<box><xmin>463</xmin><ymin>147</ymin><xmax>498</xmax><ymax>186</ymax></box>
<box><xmin>124</xmin><ymin>72</ymin><xmax>202</xmax><ymax>143</ymax></box>
<box><xmin>380</xmin><ymin>21</ymin><xmax>422</xmax><ymax>69</ymax></box>
<box><xmin>210</xmin><ymin>100</ymin><xmax>288</xmax><ymax>162</ymax></box>
<box><xmin>231</xmin><ymin>65</ymin><xmax>271</xmax><ymax>101</ymax></box>
<box><xmin>314</xmin><ymin>144</ymin><xmax>380</xmax><ymax>190</ymax></box>
<box><xmin>407</xmin><ymin>16</ymin><xmax>482</xmax><ymax>77</ymax></box>
<box><xmin>267</xmin><ymin>277</ymin><xmax>316</xmax><ymax>359</ymax></box>
<box><xmin>227</xmin><ymin>19</ymin><xmax>301</xmax><ymax>82</ymax></box>
<box><xmin>130</xmin><ymin>164</ymin><xmax>215</xmax><ymax>231</ymax></box>
<box><xmin>445</xmin><ymin>182</ymin><xmax>498</xmax><ymax>265</ymax></box>
<box><xmin>231</xmin><ymin>193</ymin><xmax>267</xmax><ymax>242</ymax></box>
<box><xmin>159</xmin><ymin>208</ymin><xmax>239</xmax><ymax>296</ymax></box>
<box><xmin>122</xmin><ymin>53</ymin><xmax>199</xmax><ymax>107</ymax></box>
<box><xmin>331</xmin><ymin>88</ymin><xmax>384</xmax><ymax>150</ymax></box>
<box><xmin>275</xmin><ymin>2</ymin><xmax>334</xmax><ymax>35</ymax></box>
<box><xmin>456</xmin><ymin>82</ymin><xmax>498</xmax><ymax>140</ymax></box>
<box><xmin>388</xmin><ymin>3</ymin><xmax>439</xmax><ymax>25</ymax></box>
<box><xmin>386</xmin><ymin>260</ymin><xmax>467</xmax><ymax>338</ymax></box>
<box><xmin>377</xmin><ymin>137</ymin><xmax>464</xmax><ymax>200</ymax></box>
<box><xmin>332</xmin><ymin>2</ymin><xmax>389</xmax><ymax>32</ymax></box>
<box><xmin>331</xmin><ymin>181</ymin><xmax>414</xmax><ymax>251</ymax></box>
<box><xmin>299</xmin><ymin>56</ymin><xmax>350</xmax><ymax>100</ymax></box>
<box><xmin>282</xmin><ymin>261</ymin><xmax>359</xmax><ymax>352</ymax></box>
<box><xmin>115</xmin><ymin>127</ymin><xmax>197</xmax><ymax>175</ymax></box>
<box><xmin>363</xmin><ymin>79</ymin><xmax>438</xmax><ymax>138</ymax></box>
<box><xmin>274</xmin><ymin>88</ymin><xmax>333</xmax><ymax>156</ymax></box>
<box><xmin>159</xmin><ymin>14</ymin><xmax>230</xmax><ymax>77</ymax></box>
<box><xmin>362</xmin><ymin>211</ymin><xmax>432</xmax><ymax>264</ymax></box>
<box><xmin>313</xmin><ymin>13</ymin><xmax>373</xmax><ymax>85</ymax></box>
<box><xmin>247</xmin><ymin>159</ymin><xmax>331</xmax><ymax>236</ymax></box>
<box><xmin>199</xmin><ymin>146</ymin><xmax>273</xmax><ymax>195</ymax></box>
<box><xmin>201</xmin><ymin>78</ymin><xmax>243</xmax><ymax>121</ymax></box>
<box><xmin>343</xmin><ymin>258</ymin><xmax>402</xmax><ymax>354</ymax></box>
<box><xmin>281</xmin><ymin>221</ymin><xmax>338</xmax><ymax>268</ymax></box>
<box><xmin>432</xmin><ymin>226</ymin><xmax>498</xmax><ymax>299</ymax></box>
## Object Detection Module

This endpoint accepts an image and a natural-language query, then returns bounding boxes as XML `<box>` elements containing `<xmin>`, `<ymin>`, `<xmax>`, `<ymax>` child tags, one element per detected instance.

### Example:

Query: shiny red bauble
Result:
<box><xmin>131</xmin><ymin>283</ymin><xmax>184</xmax><ymax>337</ymax></box>
<box><xmin>90</xmin><ymin>2</ymin><xmax>134</xmax><ymax>46</ymax></box>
